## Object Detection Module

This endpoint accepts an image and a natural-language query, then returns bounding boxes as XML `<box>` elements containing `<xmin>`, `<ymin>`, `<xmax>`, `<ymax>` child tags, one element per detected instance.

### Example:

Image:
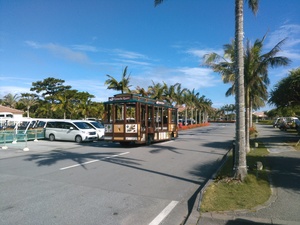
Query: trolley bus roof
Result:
<box><xmin>104</xmin><ymin>94</ymin><xmax>176</xmax><ymax>108</ymax></box>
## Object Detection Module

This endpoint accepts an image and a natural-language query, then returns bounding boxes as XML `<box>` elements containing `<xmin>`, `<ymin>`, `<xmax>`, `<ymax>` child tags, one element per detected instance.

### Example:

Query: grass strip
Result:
<box><xmin>200</xmin><ymin>142</ymin><xmax>271</xmax><ymax>212</ymax></box>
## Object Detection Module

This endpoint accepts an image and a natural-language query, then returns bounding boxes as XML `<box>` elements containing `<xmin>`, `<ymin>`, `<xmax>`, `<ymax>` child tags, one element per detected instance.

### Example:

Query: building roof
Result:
<box><xmin>252</xmin><ymin>111</ymin><xmax>267</xmax><ymax>118</ymax></box>
<box><xmin>0</xmin><ymin>105</ymin><xmax>24</xmax><ymax>114</ymax></box>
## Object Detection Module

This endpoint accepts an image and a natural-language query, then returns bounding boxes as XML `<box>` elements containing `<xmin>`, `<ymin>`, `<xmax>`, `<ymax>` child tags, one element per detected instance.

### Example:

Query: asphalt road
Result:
<box><xmin>0</xmin><ymin>123</ymin><xmax>235</xmax><ymax>225</ymax></box>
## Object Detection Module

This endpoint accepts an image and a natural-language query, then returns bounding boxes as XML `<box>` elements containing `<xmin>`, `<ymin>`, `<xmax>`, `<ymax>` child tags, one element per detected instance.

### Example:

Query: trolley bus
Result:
<box><xmin>103</xmin><ymin>93</ymin><xmax>178</xmax><ymax>145</ymax></box>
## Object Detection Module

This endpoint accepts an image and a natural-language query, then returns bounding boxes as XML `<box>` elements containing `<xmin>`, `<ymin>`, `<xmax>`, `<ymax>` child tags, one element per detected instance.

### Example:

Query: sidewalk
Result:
<box><xmin>195</xmin><ymin>125</ymin><xmax>300</xmax><ymax>225</ymax></box>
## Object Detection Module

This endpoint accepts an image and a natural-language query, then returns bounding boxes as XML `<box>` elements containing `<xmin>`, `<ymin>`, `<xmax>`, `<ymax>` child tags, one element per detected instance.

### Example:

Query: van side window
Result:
<box><xmin>46</xmin><ymin>122</ymin><xmax>56</xmax><ymax>128</ymax></box>
<box><xmin>64</xmin><ymin>122</ymin><xmax>73</xmax><ymax>129</ymax></box>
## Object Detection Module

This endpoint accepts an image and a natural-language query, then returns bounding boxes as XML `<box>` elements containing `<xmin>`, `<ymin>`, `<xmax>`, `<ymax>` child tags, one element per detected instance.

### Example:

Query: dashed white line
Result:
<box><xmin>59</xmin><ymin>152</ymin><xmax>130</xmax><ymax>170</ymax></box>
<box><xmin>148</xmin><ymin>200</ymin><xmax>179</xmax><ymax>225</ymax></box>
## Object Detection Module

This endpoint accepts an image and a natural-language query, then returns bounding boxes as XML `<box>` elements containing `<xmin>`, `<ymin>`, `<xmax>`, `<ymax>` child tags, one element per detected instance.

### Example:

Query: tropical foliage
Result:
<box><xmin>1</xmin><ymin>71</ymin><xmax>214</xmax><ymax>122</ymax></box>
<box><xmin>269</xmin><ymin>68</ymin><xmax>300</xmax><ymax>108</ymax></box>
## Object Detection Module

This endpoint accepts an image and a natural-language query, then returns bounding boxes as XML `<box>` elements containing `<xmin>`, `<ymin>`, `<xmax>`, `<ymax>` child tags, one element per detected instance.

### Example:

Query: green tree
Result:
<box><xmin>148</xmin><ymin>81</ymin><xmax>167</xmax><ymax>100</ymax></box>
<box><xmin>164</xmin><ymin>83</ymin><xmax>179</xmax><ymax>104</ymax></box>
<box><xmin>105</xmin><ymin>66</ymin><xmax>132</xmax><ymax>94</ymax></box>
<box><xmin>269</xmin><ymin>68</ymin><xmax>300</xmax><ymax>108</ymax></box>
<box><xmin>19</xmin><ymin>93</ymin><xmax>39</xmax><ymax>118</ymax></box>
<box><xmin>30</xmin><ymin>77</ymin><xmax>72</xmax><ymax>117</ymax></box>
<box><xmin>51</xmin><ymin>89</ymin><xmax>78</xmax><ymax>119</ymax></box>
<box><xmin>3</xmin><ymin>93</ymin><xmax>19</xmax><ymax>108</ymax></box>
<box><xmin>132</xmin><ymin>86</ymin><xmax>151</xmax><ymax>97</ymax></box>
<box><xmin>76</xmin><ymin>92</ymin><xmax>96</xmax><ymax>119</ymax></box>
<box><xmin>30</xmin><ymin>77</ymin><xmax>71</xmax><ymax>102</ymax></box>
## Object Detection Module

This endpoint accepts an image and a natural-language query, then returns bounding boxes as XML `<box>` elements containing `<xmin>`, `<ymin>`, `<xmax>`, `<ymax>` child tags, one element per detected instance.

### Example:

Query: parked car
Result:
<box><xmin>278</xmin><ymin>117</ymin><xmax>299</xmax><ymax>131</ymax></box>
<box><xmin>294</xmin><ymin>118</ymin><xmax>300</xmax><ymax>133</ymax></box>
<box><xmin>45</xmin><ymin>120</ymin><xmax>97</xmax><ymax>142</ymax></box>
<box><xmin>83</xmin><ymin>120</ymin><xmax>105</xmax><ymax>140</ymax></box>
<box><xmin>181</xmin><ymin>119</ymin><xmax>196</xmax><ymax>125</ymax></box>
<box><xmin>273</xmin><ymin>117</ymin><xmax>281</xmax><ymax>128</ymax></box>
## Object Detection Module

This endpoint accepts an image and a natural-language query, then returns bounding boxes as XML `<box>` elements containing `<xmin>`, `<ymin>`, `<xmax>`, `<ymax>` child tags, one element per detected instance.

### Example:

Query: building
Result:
<box><xmin>0</xmin><ymin>105</ymin><xmax>24</xmax><ymax>119</ymax></box>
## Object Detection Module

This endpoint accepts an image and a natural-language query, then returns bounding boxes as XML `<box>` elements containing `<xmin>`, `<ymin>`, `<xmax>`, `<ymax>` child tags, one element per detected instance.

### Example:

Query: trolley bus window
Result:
<box><xmin>104</xmin><ymin>104</ymin><xmax>112</xmax><ymax>123</ymax></box>
<box><xmin>155</xmin><ymin>106</ymin><xmax>162</xmax><ymax>130</ymax></box>
<box><xmin>171</xmin><ymin>109</ymin><xmax>177</xmax><ymax>123</ymax></box>
<box><xmin>162</xmin><ymin>108</ymin><xmax>168</xmax><ymax>130</ymax></box>
<box><xmin>141</xmin><ymin>104</ymin><xmax>146</xmax><ymax>131</ymax></box>
<box><xmin>148</xmin><ymin>105</ymin><xmax>154</xmax><ymax>129</ymax></box>
<box><xmin>126</xmin><ymin>103</ymin><xmax>136</xmax><ymax>122</ymax></box>
<box><xmin>114</xmin><ymin>103</ymin><xmax>125</xmax><ymax>122</ymax></box>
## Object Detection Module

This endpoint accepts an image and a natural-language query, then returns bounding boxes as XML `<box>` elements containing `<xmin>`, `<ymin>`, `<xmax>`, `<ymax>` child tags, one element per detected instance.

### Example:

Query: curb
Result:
<box><xmin>183</xmin><ymin>147</ymin><xmax>233</xmax><ymax>225</ymax></box>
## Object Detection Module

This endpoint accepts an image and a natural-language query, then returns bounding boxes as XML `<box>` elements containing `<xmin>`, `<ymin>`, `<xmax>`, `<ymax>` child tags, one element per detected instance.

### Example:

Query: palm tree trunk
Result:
<box><xmin>245</xmin><ymin>86</ymin><xmax>250</xmax><ymax>153</ymax></box>
<box><xmin>234</xmin><ymin>0</ymin><xmax>247</xmax><ymax>181</ymax></box>
<box><xmin>185</xmin><ymin>108</ymin><xmax>188</xmax><ymax>125</ymax></box>
<box><xmin>250</xmin><ymin>99</ymin><xmax>253</xmax><ymax>127</ymax></box>
<box><xmin>27</xmin><ymin>106</ymin><xmax>30</xmax><ymax>118</ymax></box>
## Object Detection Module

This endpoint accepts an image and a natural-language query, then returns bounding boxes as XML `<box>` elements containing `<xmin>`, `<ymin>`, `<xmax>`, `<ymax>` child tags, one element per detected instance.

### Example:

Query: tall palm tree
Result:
<box><xmin>155</xmin><ymin>0</ymin><xmax>259</xmax><ymax>180</ymax></box>
<box><xmin>148</xmin><ymin>81</ymin><xmax>167</xmax><ymax>100</ymax></box>
<box><xmin>19</xmin><ymin>93</ymin><xmax>39</xmax><ymax>118</ymax></box>
<box><xmin>105</xmin><ymin>66</ymin><xmax>132</xmax><ymax>94</ymax></box>
<box><xmin>3</xmin><ymin>93</ymin><xmax>19</xmax><ymax>108</ymax></box>
<box><xmin>132</xmin><ymin>86</ymin><xmax>151</xmax><ymax>97</ymax></box>
<box><xmin>164</xmin><ymin>83</ymin><xmax>179</xmax><ymax>104</ymax></box>
<box><xmin>51</xmin><ymin>90</ymin><xmax>78</xmax><ymax>119</ymax></box>
<box><xmin>172</xmin><ymin>83</ymin><xmax>188</xmax><ymax>122</ymax></box>
<box><xmin>244</xmin><ymin>36</ymin><xmax>290</xmax><ymax>152</ymax></box>
<box><xmin>195</xmin><ymin>95</ymin><xmax>212</xmax><ymax>123</ymax></box>
<box><xmin>76</xmin><ymin>92</ymin><xmax>95</xmax><ymax>119</ymax></box>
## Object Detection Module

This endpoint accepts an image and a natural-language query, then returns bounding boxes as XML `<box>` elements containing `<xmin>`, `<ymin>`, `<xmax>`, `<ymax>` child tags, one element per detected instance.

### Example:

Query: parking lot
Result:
<box><xmin>0</xmin><ymin>123</ymin><xmax>235</xmax><ymax>225</ymax></box>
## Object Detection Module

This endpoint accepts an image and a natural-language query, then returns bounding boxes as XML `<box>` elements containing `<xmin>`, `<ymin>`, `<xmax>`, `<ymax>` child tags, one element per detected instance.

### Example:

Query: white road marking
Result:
<box><xmin>148</xmin><ymin>200</ymin><xmax>179</xmax><ymax>225</ymax></box>
<box><xmin>59</xmin><ymin>152</ymin><xmax>130</xmax><ymax>170</ymax></box>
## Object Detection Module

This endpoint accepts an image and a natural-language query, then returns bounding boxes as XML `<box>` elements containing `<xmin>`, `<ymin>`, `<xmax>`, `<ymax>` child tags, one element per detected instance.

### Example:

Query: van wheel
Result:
<box><xmin>75</xmin><ymin>135</ymin><xmax>82</xmax><ymax>143</ymax></box>
<box><xmin>49</xmin><ymin>134</ymin><xmax>55</xmax><ymax>141</ymax></box>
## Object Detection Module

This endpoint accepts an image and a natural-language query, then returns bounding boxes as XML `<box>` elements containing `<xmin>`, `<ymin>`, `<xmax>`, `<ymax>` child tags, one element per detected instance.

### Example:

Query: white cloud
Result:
<box><xmin>186</xmin><ymin>48</ymin><xmax>224</xmax><ymax>59</ymax></box>
<box><xmin>0</xmin><ymin>86</ymin><xmax>30</xmax><ymax>98</ymax></box>
<box><xmin>72</xmin><ymin>45</ymin><xmax>98</xmax><ymax>52</ymax></box>
<box><xmin>265</xmin><ymin>24</ymin><xmax>300</xmax><ymax>62</ymax></box>
<box><xmin>129</xmin><ymin>66</ymin><xmax>220</xmax><ymax>93</ymax></box>
<box><xmin>113</xmin><ymin>49</ymin><xmax>149</xmax><ymax>60</ymax></box>
<box><xmin>25</xmin><ymin>41</ymin><xmax>90</xmax><ymax>63</ymax></box>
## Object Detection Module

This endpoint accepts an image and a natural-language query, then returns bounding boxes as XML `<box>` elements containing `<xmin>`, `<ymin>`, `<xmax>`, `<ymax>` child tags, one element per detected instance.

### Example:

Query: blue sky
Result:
<box><xmin>1</xmin><ymin>0</ymin><xmax>300</xmax><ymax>111</ymax></box>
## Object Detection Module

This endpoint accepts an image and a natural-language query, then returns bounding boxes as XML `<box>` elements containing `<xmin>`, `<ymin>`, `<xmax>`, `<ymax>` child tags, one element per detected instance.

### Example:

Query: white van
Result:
<box><xmin>83</xmin><ymin>120</ymin><xmax>105</xmax><ymax>140</ymax></box>
<box><xmin>45</xmin><ymin>120</ymin><xmax>98</xmax><ymax>142</ymax></box>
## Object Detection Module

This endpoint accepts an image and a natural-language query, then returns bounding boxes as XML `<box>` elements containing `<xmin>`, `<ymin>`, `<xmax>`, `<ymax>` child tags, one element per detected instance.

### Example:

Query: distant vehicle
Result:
<box><xmin>45</xmin><ymin>120</ymin><xmax>97</xmax><ymax>143</ymax></box>
<box><xmin>278</xmin><ymin>117</ymin><xmax>299</xmax><ymax>131</ymax></box>
<box><xmin>273</xmin><ymin>117</ymin><xmax>281</xmax><ymax>128</ymax></box>
<box><xmin>83</xmin><ymin>120</ymin><xmax>105</xmax><ymax>140</ymax></box>
<box><xmin>295</xmin><ymin>118</ymin><xmax>300</xmax><ymax>133</ymax></box>
<box><xmin>182</xmin><ymin>119</ymin><xmax>196</xmax><ymax>125</ymax></box>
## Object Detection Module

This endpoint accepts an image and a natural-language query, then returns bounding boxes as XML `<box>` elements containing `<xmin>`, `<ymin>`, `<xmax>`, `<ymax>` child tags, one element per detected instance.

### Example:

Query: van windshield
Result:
<box><xmin>74</xmin><ymin>122</ymin><xmax>93</xmax><ymax>129</ymax></box>
<box><xmin>90</xmin><ymin>121</ymin><xmax>104</xmax><ymax>128</ymax></box>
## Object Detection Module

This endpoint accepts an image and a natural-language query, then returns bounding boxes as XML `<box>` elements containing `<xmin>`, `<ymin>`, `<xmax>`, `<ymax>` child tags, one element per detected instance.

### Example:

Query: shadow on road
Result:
<box><xmin>24</xmin><ymin>150</ymin><xmax>142</xmax><ymax>169</ymax></box>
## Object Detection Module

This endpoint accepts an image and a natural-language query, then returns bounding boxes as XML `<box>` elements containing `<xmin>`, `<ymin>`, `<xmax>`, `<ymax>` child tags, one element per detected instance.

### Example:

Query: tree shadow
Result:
<box><xmin>225</xmin><ymin>218</ymin><xmax>281</xmax><ymax>225</ymax></box>
<box><xmin>149</xmin><ymin>144</ymin><xmax>182</xmax><ymax>154</ymax></box>
<box><xmin>148</xmin><ymin>142</ymin><xmax>229</xmax><ymax>156</ymax></box>
<box><xmin>265</xmin><ymin>154</ymin><xmax>300</xmax><ymax>192</ymax></box>
<box><xmin>24</xmin><ymin>150</ymin><xmax>143</xmax><ymax>169</ymax></box>
<box><xmin>183</xmin><ymin>154</ymin><xmax>230</xmax><ymax>223</ymax></box>
<box><xmin>202</xmin><ymin>140</ymin><xmax>233</xmax><ymax>150</ymax></box>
